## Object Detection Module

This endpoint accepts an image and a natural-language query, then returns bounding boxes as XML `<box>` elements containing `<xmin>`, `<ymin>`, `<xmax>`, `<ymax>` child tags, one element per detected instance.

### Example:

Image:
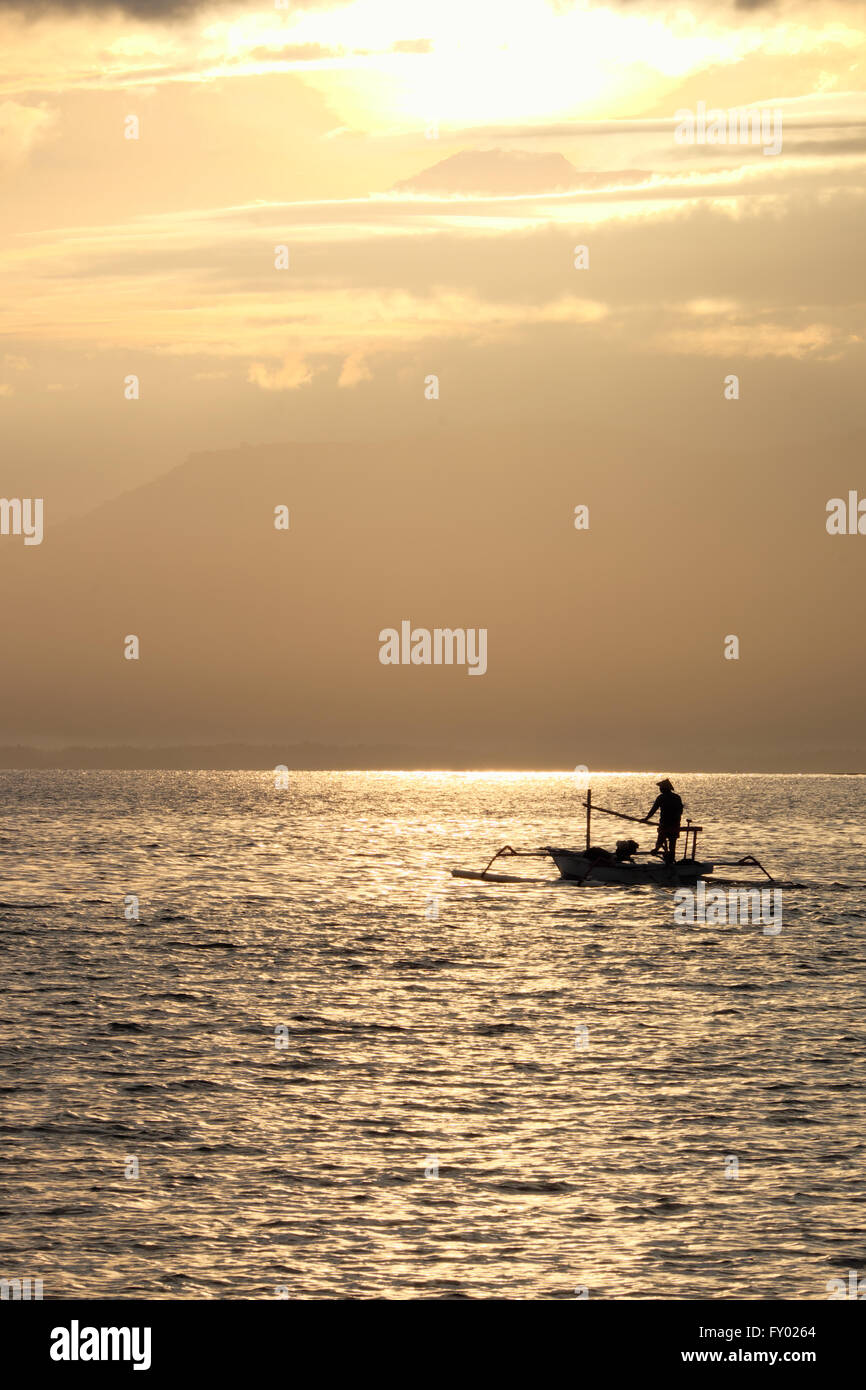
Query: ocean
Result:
<box><xmin>1</xmin><ymin>771</ymin><xmax>864</xmax><ymax>1300</ymax></box>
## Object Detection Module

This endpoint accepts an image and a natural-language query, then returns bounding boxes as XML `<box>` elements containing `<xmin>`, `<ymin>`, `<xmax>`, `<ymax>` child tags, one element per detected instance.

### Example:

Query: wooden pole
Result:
<box><xmin>586</xmin><ymin>787</ymin><xmax>591</xmax><ymax>850</ymax></box>
<box><xmin>587</xmin><ymin>802</ymin><xmax>658</xmax><ymax>827</ymax></box>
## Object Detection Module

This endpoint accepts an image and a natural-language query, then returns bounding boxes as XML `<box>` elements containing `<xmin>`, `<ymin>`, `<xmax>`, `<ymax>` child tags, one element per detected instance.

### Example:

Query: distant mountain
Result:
<box><xmin>0</xmin><ymin>430</ymin><xmax>717</xmax><ymax>759</ymax></box>
<box><xmin>0</xmin><ymin>430</ymin><xmax>862</xmax><ymax>769</ymax></box>
<box><xmin>392</xmin><ymin>148</ymin><xmax>649</xmax><ymax>196</ymax></box>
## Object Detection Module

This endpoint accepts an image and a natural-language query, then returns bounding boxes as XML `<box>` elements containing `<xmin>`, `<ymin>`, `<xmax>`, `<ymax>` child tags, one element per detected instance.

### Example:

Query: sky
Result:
<box><xmin>0</xmin><ymin>0</ymin><xmax>864</xmax><ymax>767</ymax></box>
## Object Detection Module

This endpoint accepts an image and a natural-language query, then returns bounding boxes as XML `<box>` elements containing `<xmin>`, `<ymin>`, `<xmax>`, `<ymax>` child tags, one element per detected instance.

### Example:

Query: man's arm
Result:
<box><xmin>643</xmin><ymin>795</ymin><xmax>662</xmax><ymax>822</ymax></box>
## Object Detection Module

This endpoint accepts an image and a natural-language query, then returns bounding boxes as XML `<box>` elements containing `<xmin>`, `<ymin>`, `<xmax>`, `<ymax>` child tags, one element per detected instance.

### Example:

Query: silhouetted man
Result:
<box><xmin>643</xmin><ymin>778</ymin><xmax>683</xmax><ymax>865</ymax></box>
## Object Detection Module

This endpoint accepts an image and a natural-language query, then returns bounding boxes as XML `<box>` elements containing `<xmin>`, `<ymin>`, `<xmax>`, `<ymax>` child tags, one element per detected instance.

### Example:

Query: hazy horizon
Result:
<box><xmin>3</xmin><ymin>755</ymin><xmax>866</xmax><ymax>773</ymax></box>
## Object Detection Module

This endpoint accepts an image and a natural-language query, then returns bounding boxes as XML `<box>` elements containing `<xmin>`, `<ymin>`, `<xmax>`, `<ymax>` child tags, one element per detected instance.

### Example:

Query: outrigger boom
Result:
<box><xmin>450</xmin><ymin>787</ymin><xmax>775</xmax><ymax>886</ymax></box>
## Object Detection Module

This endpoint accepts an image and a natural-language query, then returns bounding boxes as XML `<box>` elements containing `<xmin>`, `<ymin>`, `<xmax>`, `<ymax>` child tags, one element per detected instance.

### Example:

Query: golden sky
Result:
<box><xmin>1</xmin><ymin>0</ymin><xmax>864</xmax><ymax>764</ymax></box>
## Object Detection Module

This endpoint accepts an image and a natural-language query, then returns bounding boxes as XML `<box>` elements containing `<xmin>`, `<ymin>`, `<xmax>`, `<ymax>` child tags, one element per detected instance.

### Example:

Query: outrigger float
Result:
<box><xmin>452</xmin><ymin>790</ymin><xmax>774</xmax><ymax>887</ymax></box>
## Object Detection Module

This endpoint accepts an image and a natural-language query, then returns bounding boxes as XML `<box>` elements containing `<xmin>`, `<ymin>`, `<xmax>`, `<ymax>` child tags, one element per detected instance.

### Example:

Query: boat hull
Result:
<box><xmin>549</xmin><ymin>850</ymin><xmax>713</xmax><ymax>885</ymax></box>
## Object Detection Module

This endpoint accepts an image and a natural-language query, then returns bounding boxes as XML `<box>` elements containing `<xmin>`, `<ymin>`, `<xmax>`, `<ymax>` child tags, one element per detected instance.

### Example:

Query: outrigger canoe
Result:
<box><xmin>546</xmin><ymin>848</ymin><xmax>713</xmax><ymax>885</ymax></box>
<box><xmin>451</xmin><ymin>791</ymin><xmax>774</xmax><ymax>887</ymax></box>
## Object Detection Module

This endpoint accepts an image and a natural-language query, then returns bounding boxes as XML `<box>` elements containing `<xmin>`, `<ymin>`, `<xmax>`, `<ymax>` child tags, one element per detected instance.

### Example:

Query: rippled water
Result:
<box><xmin>1</xmin><ymin>771</ymin><xmax>864</xmax><ymax>1299</ymax></box>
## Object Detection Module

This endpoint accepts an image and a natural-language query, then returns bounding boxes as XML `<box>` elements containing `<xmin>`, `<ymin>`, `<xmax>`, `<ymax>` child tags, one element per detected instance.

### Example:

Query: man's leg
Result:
<box><xmin>664</xmin><ymin>831</ymin><xmax>679</xmax><ymax>865</ymax></box>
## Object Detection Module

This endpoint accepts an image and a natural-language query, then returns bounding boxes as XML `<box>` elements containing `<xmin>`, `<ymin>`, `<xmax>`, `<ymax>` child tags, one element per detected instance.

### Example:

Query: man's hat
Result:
<box><xmin>657</xmin><ymin>778</ymin><xmax>673</xmax><ymax>790</ymax></box>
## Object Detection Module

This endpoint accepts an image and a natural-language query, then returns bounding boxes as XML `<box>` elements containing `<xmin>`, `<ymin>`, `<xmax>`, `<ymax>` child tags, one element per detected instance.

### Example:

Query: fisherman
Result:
<box><xmin>643</xmin><ymin>778</ymin><xmax>683</xmax><ymax>865</ymax></box>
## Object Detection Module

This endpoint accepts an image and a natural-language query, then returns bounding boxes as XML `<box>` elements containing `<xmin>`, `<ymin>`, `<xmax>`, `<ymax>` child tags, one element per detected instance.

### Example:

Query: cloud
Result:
<box><xmin>450</xmin><ymin>110</ymin><xmax>866</xmax><ymax>144</ymax></box>
<box><xmin>783</xmin><ymin>135</ymin><xmax>866</xmax><ymax>155</ymax></box>
<box><xmin>0</xmin><ymin>100</ymin><xmax>56</xmax><ymax>168</ymax></box>
<box><xmin>0</xmin><ymin>0</ymin><xmax>204</xmax><ymax>13</ymax></box>
<box><xmin>647</xmin><ymin>315</ymin><xmax>851</xmax><ymax>359</ymax></box>
<box><xmin>338</xmin><ymin>351</ymin><xmax>372</xmax><ymax>387</ymax></box>
<box><xmin>247</xmin><ymin>43</ymin><xmax>343</xmax><ymax>65</ymax></box>
<box><xmin>0</xmin><ymin>0</ymin><xmax>859</xmax><ymax>13</ymax></box>
<box><xmin>0</xmin><ymin>0</ymin><xmax>347</xmax><ymax>15</ymax></box>
<box><xmin>247</xmin><ymin>355</ymin><xmax>314</xmax><ymax>391</ymax></box>
<box><xmin>1</xmin><ymin>155</ymin><xmax>862</xmax><ymax>379</ymax></box>
<box><xmin>390</xmin><ymin>39</ymin><xmax>433</xmax><ymax>55</ymax></box>
<box><xmin>556</xmin><ymin>0</ymin><xmax>865</xmax><ymax>8</ymax></box>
